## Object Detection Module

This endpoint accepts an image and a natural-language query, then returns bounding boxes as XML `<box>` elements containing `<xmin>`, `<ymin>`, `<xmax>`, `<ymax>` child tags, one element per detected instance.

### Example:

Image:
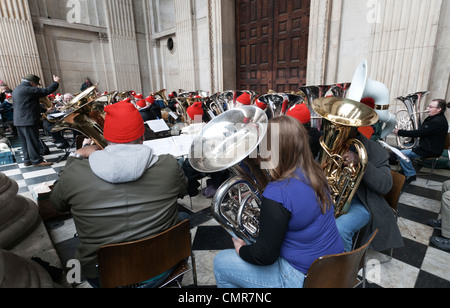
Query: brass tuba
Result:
<box><xmin>312</xmin><ymin>97</ymin><xmax>379</xmax><ymax>217</ymax></box>
<box><xmin>395</xmin><ymin>91</ymin><xmax>429</xmax><ymax>149</ymax></box>
<box><xmin>188</xmin><ymin>106</ymin><xmax>270</xmax><ymax>244</ymax></box>
<box><xmin>51</xmin><ymin>85</ymin><xmax>109</xmax><ymax>149</ymax></box>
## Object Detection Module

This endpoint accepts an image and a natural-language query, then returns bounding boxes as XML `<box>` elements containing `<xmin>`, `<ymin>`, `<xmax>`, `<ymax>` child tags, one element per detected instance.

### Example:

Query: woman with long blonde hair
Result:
<box><xmin>214</xmin><ymin>115</ymin><xmax>344</xmax><ymax>288</ymax></box>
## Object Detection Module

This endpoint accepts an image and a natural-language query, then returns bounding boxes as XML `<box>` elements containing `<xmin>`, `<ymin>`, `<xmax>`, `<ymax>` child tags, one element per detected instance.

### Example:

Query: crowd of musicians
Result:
<box><xmin>1</xmin><ymin>72</ymin><xmax>449</xmax><ymax>288</ymax></box>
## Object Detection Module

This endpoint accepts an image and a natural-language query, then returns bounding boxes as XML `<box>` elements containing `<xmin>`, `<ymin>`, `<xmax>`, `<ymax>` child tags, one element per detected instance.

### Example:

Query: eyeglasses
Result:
<box><xmin>427</xmin><ymin>105</ymin><xmax>439</xmax><ymax>109</ymax></box>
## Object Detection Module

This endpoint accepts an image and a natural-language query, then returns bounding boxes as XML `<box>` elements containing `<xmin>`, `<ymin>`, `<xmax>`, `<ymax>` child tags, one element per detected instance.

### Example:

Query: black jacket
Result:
<box><xmin>12</xmin><ymin>80</ymin><xmax>59</xmax><ymax>126</ymax></box>
<box><xmin>398</xmin><ymin>113</ymin><xmax>448</xmax><ymax>158</ymax></box>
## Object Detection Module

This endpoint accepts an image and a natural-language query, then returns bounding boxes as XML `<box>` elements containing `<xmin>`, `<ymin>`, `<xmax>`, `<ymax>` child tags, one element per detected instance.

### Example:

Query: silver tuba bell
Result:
<box><xmin>188</xmin><ymin>106</ymin><xmax>270</xmax><ymax>244</ymax></box>
<box><xmin>257</xmin><ymin>93</ymin><xmax>304</xmax><ymax>119</ymax></box>
<box><xmin>395</xmin><ymin>91</ymin><xmax>429</xmax><ymax>149</ymax></box>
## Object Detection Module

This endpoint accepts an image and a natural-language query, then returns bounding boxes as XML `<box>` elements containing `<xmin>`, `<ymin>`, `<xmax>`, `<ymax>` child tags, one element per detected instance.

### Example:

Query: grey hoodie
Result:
<box><xmin>89</xmin><ymin>144</ymin><xmax>159</xmax><ymax>184</ymax></box>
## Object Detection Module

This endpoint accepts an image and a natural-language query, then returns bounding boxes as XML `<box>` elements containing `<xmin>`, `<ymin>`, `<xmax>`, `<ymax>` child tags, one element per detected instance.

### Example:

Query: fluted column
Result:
<box><xmin>174</xmin><ymin>0</ymin><xmax>196</xmax><ymax>90</ymax></box>
<box><xmin>104</xmin><ymin>0</ymin><xmax>142</xmax><ymax>92</ymax></box>
<box><xmin>0</xmin><ymin>0</ymin><xmax>44</xmax><ymax>88</ymax></box>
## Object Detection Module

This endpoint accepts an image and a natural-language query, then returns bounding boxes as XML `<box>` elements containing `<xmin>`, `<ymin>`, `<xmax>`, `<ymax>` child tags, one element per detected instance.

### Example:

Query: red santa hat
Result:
<box><xmin>103</xmin><ymin>100</ymin><xmax>145</xmax><ymax>143</ymax></box>
<box><xmin>236</xmin><ymin>92</ymin><xmax>251</xmax><ymax>105</ymax></box>
<box><xmin>286</xmin><ymin>104</ymin><xmax>311</xmax><ymax>124</ymax></box>
<box><xmin>187</xmin><ymin>101</ymin><xmax>204</xmax><ymax>120</ymax></box>
<box><xmin>255</xmin><ymin>98</ymin><xmax>267</xmax><ymax>110</ymax></box>
<box><xmin>136</xmin><ymin>99</ymin><xmax>147</xmax><ymax>108</ymax></box>
<box><xmin>145</xmin><ymin>96</ymin><xmax>155</xmax><ymax>104</ymax></box>
<box><xmin>134</xmin><ymin>93</ymin><xmax>144</xmax><ymax>100</ymax></box>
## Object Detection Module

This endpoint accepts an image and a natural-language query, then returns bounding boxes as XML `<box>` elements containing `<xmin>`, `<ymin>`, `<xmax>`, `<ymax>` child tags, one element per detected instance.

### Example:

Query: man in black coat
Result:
<box><xmin>394</xmin><ymin>99</ymin><xmax>449</xmax><ymax>182</ymax></box>
<box><xmin>12</xmin><ymin>74</ymin><xmax>61</xmax><ymax>167</ymax></box>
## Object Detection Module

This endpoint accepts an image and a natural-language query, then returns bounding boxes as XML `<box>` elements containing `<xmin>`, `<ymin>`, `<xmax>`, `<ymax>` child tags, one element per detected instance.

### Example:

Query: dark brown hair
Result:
<box><xmin>263</xmin><ymin>115</ymin><xmax>331</xmax><ymax>214</ymax></box>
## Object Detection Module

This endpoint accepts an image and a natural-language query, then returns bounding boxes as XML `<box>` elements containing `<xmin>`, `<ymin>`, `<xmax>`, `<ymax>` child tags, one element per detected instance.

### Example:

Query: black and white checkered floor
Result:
<box><xmin>1</xmin><ymin>131</ymin><xmax>450</xmax><ymax>288</ymax></box>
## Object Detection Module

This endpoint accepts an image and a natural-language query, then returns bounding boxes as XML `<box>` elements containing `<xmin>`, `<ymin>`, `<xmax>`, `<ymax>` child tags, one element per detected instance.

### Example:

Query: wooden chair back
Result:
<box><xmin>97</xmin><ymin>219</ymin><xmax>191</xmax><ymax>288</ymax></box>
<box><xmin>303</xmin><ymin>229</ymin><xmax>378</xmax><ymax>288</ymax></box>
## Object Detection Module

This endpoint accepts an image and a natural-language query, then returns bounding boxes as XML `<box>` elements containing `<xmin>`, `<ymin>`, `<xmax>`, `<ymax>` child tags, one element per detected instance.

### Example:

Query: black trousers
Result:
<box><xmin>16</xmin><ymin>125</ymin><xmax>44</xmax><ymax>165</ymax></box>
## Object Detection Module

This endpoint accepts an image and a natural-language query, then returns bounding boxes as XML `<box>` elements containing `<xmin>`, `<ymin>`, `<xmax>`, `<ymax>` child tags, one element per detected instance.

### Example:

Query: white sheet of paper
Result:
<box><xmin>143</xmin><ymin>138</ymin><xmax>178</xmax><ymax>156</ymax></box>
<box><xmin>47</xmin><ymin>112</ymin><xmax>66</xmax><ymax>119</ymax></box>
<box><xmin>377</xmin><ymin>140</ymin><xmax>410</xmax><ymax>162</ymax></box>
<box><xmin>146</xmin><ymin>119</ymin><xmax>170</xmax><ymax>133</ymax></box>
<box><xmin>172</xmin><ymin>134</ymin><xmax>195</xmax><ymax>157</ymax></box>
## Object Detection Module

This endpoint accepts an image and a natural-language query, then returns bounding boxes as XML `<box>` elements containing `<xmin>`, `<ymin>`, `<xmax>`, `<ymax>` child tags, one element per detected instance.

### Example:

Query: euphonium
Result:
<box><xmin>312</xmin><ymin>97</ymin><xmax>379</xmax><ymax>217</ymax></box>
<box><xmin>188</xmin><ymin>106</ymin><xmax>269</xmax><ymax>244</ymax></box>
<box><xmin>395</xmin><ymin>91</ymin><xmax>429</xmax><ymax>149</ymax></box>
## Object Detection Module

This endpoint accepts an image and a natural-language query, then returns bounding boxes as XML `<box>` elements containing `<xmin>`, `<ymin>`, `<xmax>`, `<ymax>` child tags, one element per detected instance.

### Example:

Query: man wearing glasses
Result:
<box><xmin>393</xmin><ymin>99</ymin><xmax>449</xmax><ymax>182</ymax></box>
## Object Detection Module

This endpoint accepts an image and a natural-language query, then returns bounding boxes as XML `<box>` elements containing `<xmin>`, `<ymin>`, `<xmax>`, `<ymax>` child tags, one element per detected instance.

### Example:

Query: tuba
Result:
<box><xmin>188</xmin><ymin>106</ymin><xmax>270</xmax><ymax>244</ymax></box>
<box><xmin>299</xmin><ymin>85</ymin><xmax>331</xmax><ymax>130</ymax></box>
<box><xmin>257</xmin><ymin>93</ymin><xmax>304</xmax><ymax>119</ymax></box>
<box><xmin>51</xmin><ymin>85</ymin><xmax>109</xmax><ymax>149</ymax></box>
<box><xmin>312</xmin><ymin>97</ymin><xmax>379</xmax><ymax>217</ymax></box>
<box><xmin>395</xmin><ymin>91</ymin><xmax>429</xmax><ymax>149</ymax></box>
<box><xmin>347</xmin><ymin>60</ymin><xmax>396</xmax><ymax>139</ymax></box>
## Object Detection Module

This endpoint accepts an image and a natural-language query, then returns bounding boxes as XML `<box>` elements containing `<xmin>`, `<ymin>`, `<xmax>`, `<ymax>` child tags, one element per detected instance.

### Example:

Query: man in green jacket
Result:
<box><xmin>50</xmin><ymin>101</ymin><xmax>188</xmax><ymax>288</ymax></box>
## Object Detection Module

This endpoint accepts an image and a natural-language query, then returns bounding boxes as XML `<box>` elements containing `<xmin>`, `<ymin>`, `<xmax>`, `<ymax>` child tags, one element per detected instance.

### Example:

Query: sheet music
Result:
<box><xmin>144</xmin><ymin>138</ymin><xmax>178</xmax><ymax>156</ymax></box>
<box><xmin>377</xmin><ymin>140</ymin><xmax>410</xmax><ymax>162</ymax></box>
<box><xmin>172</xmin><ymin>134</ymin><xmax>195</xmax><ymax>156</ymax></box>
<box><xmin>143</xmin><ymin>134</ymin><xmax>194</xmax><ymax>157</ymax></box>
<box><xmin>146</xmin><ymin>119</ymin><xmax>170</xmax><ymax>133</ymax></box>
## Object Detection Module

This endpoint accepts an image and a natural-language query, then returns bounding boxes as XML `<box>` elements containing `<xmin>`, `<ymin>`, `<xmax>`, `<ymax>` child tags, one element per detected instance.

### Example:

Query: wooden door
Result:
<box><xmin>236</xmin><ymin>0</ymin><xmax>310</xmax><ymax>94</ymax></box>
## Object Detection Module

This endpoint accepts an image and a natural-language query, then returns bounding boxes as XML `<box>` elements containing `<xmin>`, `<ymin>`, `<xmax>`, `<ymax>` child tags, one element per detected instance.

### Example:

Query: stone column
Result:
<box><xmin>174</xmin><ymin>0</ymin><xmax>196</xmax><ymax>90</ymax></box>
<box><xmin>104</xmin><ymin>0</ymin><xmax>142</xmax><ymax>92</ymax></box>
<box><xmin>0</xmin><ymin>0</ymin><xmax>44</xmax><ymax>88</ymax></box>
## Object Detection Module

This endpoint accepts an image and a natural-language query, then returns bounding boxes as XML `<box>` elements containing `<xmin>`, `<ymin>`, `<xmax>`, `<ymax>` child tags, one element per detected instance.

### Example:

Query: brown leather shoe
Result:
<box><xmin>34</xmin><ymin>161</ymin><xmax>53</xmax><ymax>167</ymax></box>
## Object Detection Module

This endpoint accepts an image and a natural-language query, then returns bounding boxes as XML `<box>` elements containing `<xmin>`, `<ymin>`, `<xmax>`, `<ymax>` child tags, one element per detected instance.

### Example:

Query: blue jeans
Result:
<box><xmin>398</xmin><ymin>149</ymin><xmax>422</xmax><ymax>177</ymax></box>
<box><xmin>336</xmin><ymin>196</ymin><xmax>371</xmax><ymax>252</ymax></box>
<box><xmin>213</xmin><ymin>249</ymin><xmax>305</xmax><ymax>288</ymax></box>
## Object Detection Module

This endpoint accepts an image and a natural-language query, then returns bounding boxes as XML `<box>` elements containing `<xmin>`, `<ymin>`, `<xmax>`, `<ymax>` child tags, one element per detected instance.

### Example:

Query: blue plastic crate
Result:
<box><xmin>0</xmin><ymin>151</ymin><xmax>14</xmax><ymax>166</ymax></box>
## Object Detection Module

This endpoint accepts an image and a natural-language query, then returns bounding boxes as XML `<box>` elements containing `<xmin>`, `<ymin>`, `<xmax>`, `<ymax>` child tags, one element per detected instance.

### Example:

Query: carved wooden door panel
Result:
<box><xmin>236</xmin><ymin>0</ymin><xmax>310</xmax><ymax>94</ymax></box>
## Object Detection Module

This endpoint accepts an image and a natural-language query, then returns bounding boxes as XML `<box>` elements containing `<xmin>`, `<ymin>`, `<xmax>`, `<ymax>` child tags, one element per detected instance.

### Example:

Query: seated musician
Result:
<box><xmin>50</xmin><ymin>100</ymin><xmax>188</xmax><ymax>288</ymax></box>
<box><xmin>137</xmin><ymin>95</ymin><xmax>162</xmax><ymax>122</ymax></box>
<box><xmin>213</xmin><ymin>115</ymin><xmax>344</xmax><ymax>288</ymax></box>
<box><xmin>336</xmin><ymin>127</ymin><xmax>404</xmax><ymax>252</ymax></box>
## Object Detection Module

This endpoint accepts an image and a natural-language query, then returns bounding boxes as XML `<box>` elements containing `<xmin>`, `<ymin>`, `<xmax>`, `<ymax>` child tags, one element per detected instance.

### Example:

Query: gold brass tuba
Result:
<box><xmin>395</xmin><ymin>91</ymin><xmax>429</xmax><ymax>149</ymax></box>
<box><xmin>51</xmin><ymin>85</ymin><xmax>109</xmax><ymax>149</ymax></box>
<box><xmin>312</xmin><ymin>97</ymin><xmax>379</xmax><ymax>217</ymax></box>
<box><xmin>188</xmin><ymin>106</ymin><xmax>270</xmax><ymax>244</ymax></box>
